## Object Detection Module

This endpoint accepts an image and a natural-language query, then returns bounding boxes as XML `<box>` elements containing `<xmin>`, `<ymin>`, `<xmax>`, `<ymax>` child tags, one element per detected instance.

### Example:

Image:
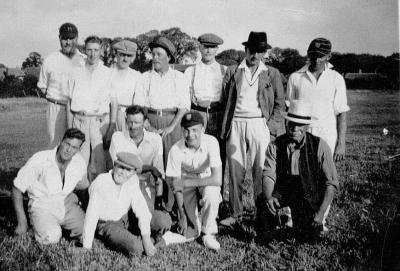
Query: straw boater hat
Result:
<box><xmin>284</xmin><ymin>100</ymin><xmax>317</xmax><ymax>124</ymax></box>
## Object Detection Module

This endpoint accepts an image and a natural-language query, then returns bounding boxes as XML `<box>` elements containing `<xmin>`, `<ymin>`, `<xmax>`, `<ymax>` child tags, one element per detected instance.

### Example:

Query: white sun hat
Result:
<box><xmin>284</xmin><ymin>100</ymin><xmax>318</xmax><ymax>124</ymax></box>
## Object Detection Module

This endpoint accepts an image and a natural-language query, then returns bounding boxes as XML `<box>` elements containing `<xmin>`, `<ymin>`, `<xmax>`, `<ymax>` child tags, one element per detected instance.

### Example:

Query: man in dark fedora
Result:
<box><xmin>219</xmin><ymin>31</ymin><xmax>285</xmax><ymax>227</ymax></box>
<box><xmin>134</xmin><ymin>36</ymin><xmax>190</xmax><ymax>211</ymax></box>
<box><xmin>260</xmin><ymin>100</ymin><xmax>338</xmax><ymax>237</ymax></box>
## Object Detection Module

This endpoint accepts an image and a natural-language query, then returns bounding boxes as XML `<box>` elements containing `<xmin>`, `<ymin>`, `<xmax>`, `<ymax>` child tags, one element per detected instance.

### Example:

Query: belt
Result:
<box><xmin>147</xmin><ymin>108</ymin><xmax>178</xmax><ymax>117</ymax></box>
<box><xmin>191</xmin><ymin>102</ymin><xmax>222</xmax><ymax>113</ymax></box>
<box><xmin>46</xmin><ymin>97</ymin><xmax>67</xmax><ymax>106</ymax></box>
<box><xmin>118</xmin><ymin>104</ymin><xmax>130</xmax><ymax>108</ymax></box>
<box><xmin>72</xmin><ymin>111</ymin><xmax>109</xmax><ymax>117</ymax></box>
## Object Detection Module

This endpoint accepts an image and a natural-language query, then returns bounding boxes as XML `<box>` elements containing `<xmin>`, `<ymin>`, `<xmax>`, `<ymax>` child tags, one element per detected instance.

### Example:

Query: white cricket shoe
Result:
<box><xmin>202</xmin><ymin>234</ymin><xmax>220</xmax><ymax>251</ymax></box>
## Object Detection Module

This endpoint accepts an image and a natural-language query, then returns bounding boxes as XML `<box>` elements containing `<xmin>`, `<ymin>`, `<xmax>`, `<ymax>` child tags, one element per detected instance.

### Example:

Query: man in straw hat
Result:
<box><xmin>260</xmin><ymin>100</ymin><xmax>338</xmax><ymax>237</ymax></box>
<box><xmin>287</xmin><ymin>37</ymin><xmax>349</xmax><ymax>162</ymax></box>
<box><xmin>82</xmin><ymin>152</ymin><xmax>157</xmax><ymax>256</ymax></box>
<box><xmin>110</xmin><ymin>39</ymin><xmax>141</xmax><ymax>132</ymax></box>
<box><xmin>219</xmin><ymin>31</ymin><xmax>285</xmax><ymax>227</ymax></box>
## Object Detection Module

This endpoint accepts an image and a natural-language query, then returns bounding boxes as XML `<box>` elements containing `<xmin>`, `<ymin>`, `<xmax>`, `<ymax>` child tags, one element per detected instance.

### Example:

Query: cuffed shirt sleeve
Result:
<box><xmin>318</xmin><ymin>139</ymin><xmax>339</xmax><ymax>190</ymax></box>
<box><xmin>333</xmin><ymin>73</ymin><xmax>350</xmax><ymax>115</ymax></box>
<box><xmin>82</xmin><ymin>185</ymin><xmax>101</xmax><ymax>249</ymax></box>
<box><xmin>13</xmin><ymin>154</ymin><xmax>42</xmax><ymax>193</ymax></box>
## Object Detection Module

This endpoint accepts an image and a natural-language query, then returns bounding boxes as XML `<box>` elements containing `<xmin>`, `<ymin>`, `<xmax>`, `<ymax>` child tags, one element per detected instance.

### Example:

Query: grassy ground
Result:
<box><xmin>0</xmin><ymin>91</ymin><xmax>399</xmax><ymax>270</ymax></box>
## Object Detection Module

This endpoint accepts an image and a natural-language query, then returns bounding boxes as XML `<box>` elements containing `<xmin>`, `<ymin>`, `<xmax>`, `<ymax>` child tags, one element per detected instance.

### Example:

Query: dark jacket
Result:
<box><xmin>220</xmin><ymin>63</ymin><xmax>285</xmax><ymax>139</ymax></box>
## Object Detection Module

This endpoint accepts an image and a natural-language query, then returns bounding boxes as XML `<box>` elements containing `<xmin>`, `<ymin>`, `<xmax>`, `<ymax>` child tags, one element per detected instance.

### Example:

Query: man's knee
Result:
<box><xmin>34</xmin><ymin>226</ymin><xmax>62</xmax><ymax>244</ymax></box>
<box><xmin>151</xmin><ymin>210</ymin><xmax>172</xmax><ymax>234</ymax></box>
<box><xmin>201</xmin><ymin>186</ymin><xmax>221</xmax><ymax>207</ymax></box>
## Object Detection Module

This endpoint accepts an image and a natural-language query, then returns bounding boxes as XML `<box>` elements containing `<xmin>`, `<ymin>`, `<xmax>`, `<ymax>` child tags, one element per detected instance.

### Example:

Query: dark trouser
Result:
<box><xmin>146</xmin><ymin>112</ymin><xmax>182</xmax><ymax>212</ymax></box>
<box><xmin>97</xmin><ymin>214</ymin><xmax>145</xmax><ymax>256</ymax></box>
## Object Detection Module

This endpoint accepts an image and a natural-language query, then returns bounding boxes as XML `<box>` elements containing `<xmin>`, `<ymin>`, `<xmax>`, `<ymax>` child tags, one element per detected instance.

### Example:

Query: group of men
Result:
<box><xmin>12</xmin><ymin>22</ymin><xmax>349</xmax><ymax>256</ymax></box>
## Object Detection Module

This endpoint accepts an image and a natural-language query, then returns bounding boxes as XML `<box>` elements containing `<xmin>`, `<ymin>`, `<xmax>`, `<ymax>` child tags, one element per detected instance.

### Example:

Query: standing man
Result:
<box><xmin>67</xmin><ymin>35</ymin><xmax>118</xmax><ymax>182</ymax></box>
<box><xmin>110</xmin><ymin>40</ymin><xmax>141</xmax><ymax>132</ymax></box>
<box><xmin>38</xmin><ymin>23</ymin><xmax>86</xmax><ymax>148</ymax></box>
<box><xmin>287</xmin><ymin>38</ymin><xmax>349</xmax><ymax>161</ymax></box>
<box><xmin>109</xmin><ymin>105</ymin><xmax>172</xmax><ymax>237</ymax></box>
<box><xmin>82</xmin><ymin>152</ymin><xmax>157</xmax><ymax>256</ymax></box>
<box><xmin>184</xmin><ymin>33</ymin><xmax>227</xmax><ymax>194</ymax></box>
<box><xmin>133</xmin><ymin>36</ymin><xmax>190</xmax><ymax>167</ymax></box>
<box><xmin>219</xmin><ymin>32</ymin><xmax>285</xmax><ymax>227</ymax></box>
<box><xmin>166</xmin><ymin>112</ymin><xmax>222</xmax><ymax>250</ymax></box>
<box><xmin>261</xmin><ymin>100</ymin><xmax>339</xmax><ymax>236</ymax></box>
<box><xmin>134</xmin><ymin>36</ymin><xmax>190</xmax><ymax>211</ymax></box>
<box><xmin>12</xmin><ymin>128</ymin><xmax>88</xmax><ymax>244</ymax></box>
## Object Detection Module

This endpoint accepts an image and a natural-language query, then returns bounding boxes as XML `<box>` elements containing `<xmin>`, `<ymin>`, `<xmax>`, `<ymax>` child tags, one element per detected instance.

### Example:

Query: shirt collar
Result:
<box><xmin>181</xmin><ymin>139</ymin><xmax>206</xmax><ymax>154</ymax></box>
<box><xmin>238</xmin><ymin>59</ymin><xmax>268</xmax><ymax>73</ymax></box>
<box><xmin>298</xmin><ymin>62</ymin><xmax>334</xmax><ymax>73</ymax></box>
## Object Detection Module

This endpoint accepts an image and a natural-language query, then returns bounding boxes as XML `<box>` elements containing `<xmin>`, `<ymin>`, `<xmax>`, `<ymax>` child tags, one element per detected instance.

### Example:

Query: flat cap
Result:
<box><xmin>59</xmin><ymin>23</ymin><xmax>78</xmax><ymax>39</ymax></box>
<box><xmin>181</xmin><ymin>111</ymin><xmax>204</xmax><ymax>128</ymax></box>
<box><xmin>149</xmin><ymin>36</ymin><xmax>176</xmax><ymax>63</ymax></box>
<box><xmin>113</xmin><ymin>40</ymin><xmax>138</xmax><ymax>56</ymax></box>
<box><xmin>115</xmin><ymin>152</ymin><xmax>143</xmax><ymax>171</ymax></box>
<box><xmin>198</xmin><ymin>33</ymin><xmax>224</xmax><ymax>46</ymax></box>
<box><xmin>307</xmin><ymin>37</ymin><xmax>331</xmax><ymax>57</ymax></box>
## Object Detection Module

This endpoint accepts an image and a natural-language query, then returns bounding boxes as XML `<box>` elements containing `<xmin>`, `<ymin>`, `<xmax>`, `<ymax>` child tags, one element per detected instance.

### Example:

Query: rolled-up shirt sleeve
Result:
<box><xmin>333</xmin><ymin>73</ymin><xmax>350</xmax><ymax>115</ymax></box>
<box><xmin>37</xmin><ymin>59</ymin><xmax>48</xmax><ymax>91</ymax></box>
<box><xmin>263</xmin><ymin>142</ymin><xmax>277</xmax><ymax>184</ymax></box>
<box><xmin>13</xmin><ymin>154</ymin><xmax>42</xmax><ymax>193</ymax></box>
<box><xmin>82</xmin><ymin>186</ymin><xmax>100</xmax><ymax>249</ymax></box>
<box><xmin>318</xmin><ymin>139</ymin><xmax>339</xmax><ymax>190</ymax></box>
<box><xmin>130</xmin><ymin>180</ymin><xmax>152</xmax><ymax>236</ymax></box>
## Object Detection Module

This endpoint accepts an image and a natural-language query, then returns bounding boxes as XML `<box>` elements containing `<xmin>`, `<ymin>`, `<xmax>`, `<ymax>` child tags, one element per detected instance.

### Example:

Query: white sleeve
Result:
<box><xmin>82</xmin><ymin>186</ymin><xmax>100</xmax><ymax>249</ymax></box>
<box><xmin>176</xmin><ymin>71</ymin><xmax>191</xmax><ymax>110</ymax></box>
<box><xmin>286</xmin><ymin>73</ymin><xmax>296</xmax><ymax>107</ymax></box>
<box><xmin>165</xmin><ymin>145</ymin><xmax>182</xmax><ymax>178</ymax></box>
<box><xmin>133</xmin><ymin>73</ymin><xmax>147</xmax><ymax>107</ymax></box>
<box><xmin>208</xmin><ymin>136</ymin><xmax>222</xmax><ymax>168</ymax></box>
<box><xmin>13</xmin><ymin>153</ymin><xmax>42</xmax><ymax>193</ymax></box>
<box><xmin>333</xmin><ymin>73</ymin><xmax>350</xmax><ymax>115</ymax></box>
<box><xmin>37</xmin><ymin>58</ymin><xmax>48</xmax><ymax>92</ymax></box>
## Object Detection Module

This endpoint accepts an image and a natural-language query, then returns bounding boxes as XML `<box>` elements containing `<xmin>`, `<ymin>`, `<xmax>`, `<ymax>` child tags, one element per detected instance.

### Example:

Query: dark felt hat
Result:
<box><xmin>242</xmin><ymin>31</ymin><xmax>271</xmax><ymax>51</ymax></box>
<box><xmin>149</xmin><ymin>36</ymin><xmax>176</xmax><ymax>63</ymax></box>
<box><xmin>59</xmin><ymin>23</ymin><xmax>78</xmax><ymax>39</ymax></box>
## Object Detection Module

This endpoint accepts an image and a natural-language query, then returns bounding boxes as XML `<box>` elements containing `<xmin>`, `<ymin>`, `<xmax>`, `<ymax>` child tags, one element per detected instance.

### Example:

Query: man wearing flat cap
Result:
<box><xmin>260</xmin><ymin>100</ymin><xmax>338</xmax><ymax>237</ymax></box>
<box><xmin>287</xmin><ymin>38</ymin><xmax>349</xmax><ymax>161</ymax></box>
<box><xmin>110</xmin><ymin>39</ymin><xmax>141</xmax><ymax>132</ymax></box>
<box><xmin>134</xmin><ymin>36</ymin><xmax>190</xmax><ymax>210</ymax></box>
<box><xmin>166</xmin><ymin>111</ymin><xmax>222</xmax><ymax>250</ymax></box>
<box><xmin>219</xmin><ymin>32</ymin><xmax>285</xmax><ymax>227</ymax></box>
<box><xmin>184</xmin><ymin>33</ymin><xmax>227</xmax><ymax>193</ymax></box>
<box><xmin>38</xmin><ymin>22</ymin><xmax>86</xmax><ymax>148</ymax></box>
<box><xmin>82</xmin><ymin>152</ymin><xmax>157</xmax><ymax>256</ymax></box>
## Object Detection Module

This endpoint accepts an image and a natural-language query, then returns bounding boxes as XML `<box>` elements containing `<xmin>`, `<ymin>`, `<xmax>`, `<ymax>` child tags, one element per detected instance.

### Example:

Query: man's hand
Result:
<box><xmin>14</xmin><ymin>221</ymin><xmax>28</xmax><ymax>236</ymax></box>
<box><xmin>157</xmin><ymin>125</ymin><xmax>175</xmax><ymax>139</ymax></box>
<box><xmin>266</xmin><ymin>196</ymin><xmax>280</xmax><ymax>215</ymax></box>
<box><xmin>311</xmin><ymin>213</ymin><xmax>324</xmax><ymax>233</ymax></box>
<box><xmin>334</xmin><ymin>142</ymin><xmax>345</xmax><ymax>161</ymax></box>
<box><xmin>177</xmin><ymin>213</ymin><xmax>187</xmax><ymax>236</ymax></box>
<box><xmin>142</xmin><ymin>235</ymin><xmax>156</xmax><ymax>256</ymax></box>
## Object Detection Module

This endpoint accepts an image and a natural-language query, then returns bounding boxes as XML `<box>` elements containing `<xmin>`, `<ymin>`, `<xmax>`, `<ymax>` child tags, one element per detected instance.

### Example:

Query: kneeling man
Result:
<box><xmin>82</xmin><ymin>152</ymin><xmax>156</xmax><ymax>256</ymax></box>
<box><xmin>261</xmin><ymin>100</ymin><xmax>339</xmax><ymax>236</ymax></box>
<box><xmin>166</xmin><ymin>111</ymin><xmax>222</xmax><ymax>250</ymax></box>
<box><xmin>12</xmin><ymin>128</ymin><xmax>88</xmax><ymax>244</ymax></box>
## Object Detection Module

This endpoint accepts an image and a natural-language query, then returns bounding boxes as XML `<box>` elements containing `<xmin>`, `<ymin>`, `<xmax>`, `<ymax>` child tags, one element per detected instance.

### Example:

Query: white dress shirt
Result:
<box><xmin>68</xmin><ymin>62</ymin><xmax>115</xmax><ymax>114</ymax></box>
<box><xmin>13</xmin><ymin>147</ymin><xmax>87</xmax><ymax>219</ymax></box>
<box><xmin>134</xmin><ymin>68</ymin><xmax>190</xmax><ymax>110</ymax></box>
<box><xmin>37</xmin><ymin>50</ymin><xmax>86</xmax><ymax>101</ymax></box>
<box><xmin>184</xmin><ymin>61</ymin><xmax>226</xmax><ymax>103</ymax></box>
<box><xmin>82</xmin><ymin>171</ymin><xmax>152</xmax><ymax>249</ymax></box>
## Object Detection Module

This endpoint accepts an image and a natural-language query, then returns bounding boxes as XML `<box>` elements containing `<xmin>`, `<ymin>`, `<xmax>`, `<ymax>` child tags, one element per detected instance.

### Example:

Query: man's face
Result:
<box><xmin>59</xmin><ymin>36</ymin><xmax>78</xmax><ymax>56</ymax></box>
<box><xmin>183</xmin><ymin>124</ymin><xmax>204</xmax><ymax>149</ymax></box>
<box><xmin>126</xmin><ymin>113</ymin><xmax>144</xmax><ymax>139</ymax></box>
<box><xmin>85</xmin><ymin>42</ymin><xmax>101</xmax><ymax>65</ymax></box>
<box><xmin>152</xmin><ymin>47</ymin><xmax>170</xmax><ymax>72</ymax></box>
<box><xmin>200</xmin><ymin>44</ymin><xmax>218</xmax><ymax>63</ymax></box>
<box><xmin>116</xmin><ymin>51</ymin><xmax>135</xmax><ymax>69</ymax></box>
<box><xmin>112</xmin><ymin>164</ymin><xmax>136</xmax><ymax>185</ymax></box>
<box><xmin>57</xmin><ymin>137</ymin><xmax>83</xmax><ymax>162</ymax></box>
<box><xmin>308</xmin><ymin>53</ymin><xmax>331</xmax><ymax>71</ymax></box>
<box><xmin>245</xmin><ymin>47</ymin><xmax>265</xmax><ymax>67</ymax></box>
<box><xmin>287</xmin><ymin>121</ymin><xmax>308</xmax><ymax>143</ymax></box>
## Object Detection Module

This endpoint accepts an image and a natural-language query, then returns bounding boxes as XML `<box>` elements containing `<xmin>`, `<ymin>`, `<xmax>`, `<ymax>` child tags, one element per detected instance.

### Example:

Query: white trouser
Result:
<box><xmin>46</xmin><ymin>102</ymin><xmax>67</xmax><ymax>149</ymax></box>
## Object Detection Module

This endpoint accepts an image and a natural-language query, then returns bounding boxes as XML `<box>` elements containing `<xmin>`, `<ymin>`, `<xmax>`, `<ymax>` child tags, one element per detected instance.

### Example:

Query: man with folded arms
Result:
<box><xmin>261</xmin><ymin>100</ymin><xmax>339</xmax><ymax>236</ymax></box>
<box><xmin>38</xmin><ymin>23</ymin><xmax>86</xmax><ymax>148</ymax></box>
<box><xmin>109</xmin><ymin>105</ymin><xmax>172</xmax><ymax>238</ymax></box>
<box><xmin>166</xmin><ymin>111</ymin><xmax>222</xmax><ymax>250</ymax></box>
<box><xmin>67</xmin><ymin>35</ymin><xmax>117</xmax><ymax>182</ymax></box>
<box><xmin>110</xmin><ymin>39</ymin><xmax>141</xmax><ymax>132</ymax></box>
<box><xmin>82</xmin><ymin>152</ymin><xmax>156</xmax><ymax>256</ymax></box>
<box><xmin>12</xmin><ymin>128</ymin><xmax>88</xmax><ymax>244</ymax></box>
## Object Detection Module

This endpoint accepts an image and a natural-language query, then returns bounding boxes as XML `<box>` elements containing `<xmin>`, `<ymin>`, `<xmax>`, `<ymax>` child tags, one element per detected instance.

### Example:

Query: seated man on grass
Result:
<box><xmin>82</xmin><ymin>152</ymin><xmax>156</xmax><ymax>256</ymax></box>
<box><xmin>12</xmin><ymin>128</ymin><xmax>88</xmax><ymax>244</ymax></box>
<box><xmin>261</xmin><ymin>100</ymin><xmax>339</xmax><ymax>238</ymax></box>
<box><xmin>166</xmin><ymin>111</ymin><xmax>222</xmax><ymax>250</ymax></box>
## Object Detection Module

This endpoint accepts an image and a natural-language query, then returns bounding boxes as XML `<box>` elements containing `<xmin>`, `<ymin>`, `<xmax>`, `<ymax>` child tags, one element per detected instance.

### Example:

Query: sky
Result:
<box><xmin>0</xmin><ymin>0</ymin><xmax>398</xmax><ymax>67</ymax></box>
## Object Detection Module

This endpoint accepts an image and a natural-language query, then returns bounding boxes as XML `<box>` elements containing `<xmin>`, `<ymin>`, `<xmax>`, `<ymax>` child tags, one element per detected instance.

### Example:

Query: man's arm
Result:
<box><xmin>171</xmin><ymin>176</ymin><xmax>187</xmax><ymax>236</ymax></box>
<box><xmin>181</xmin><ymin>166</ymin><xmax>222</xmax><ymax>188</ymax></box>
<box><xmin>334</xmin><ymin>112</ymin><xmax>347</xmax><ymax>161</ymax></box>
<box><xmin>103</xmin><ymin>96</ymin><xmax>118</xmax><ymax>149</ymax></box>
<box><xmin>313</xmin><ymin>185</ymin><xmax>336</xmax><ymax>225</ymax></box>
<box><xmin>12</xmin><ymin>186</ymin><xmax>28</xmax><ymax>235</ymax></box>
<box><xmin>158</xmin><ymin>108</ymin><xmax>187</xmax><ymax>139</ymax></box>
<box><xmin>262</xmin><ymin>142</ymin><xmax>280</xmax><ymax>214</ymax></box>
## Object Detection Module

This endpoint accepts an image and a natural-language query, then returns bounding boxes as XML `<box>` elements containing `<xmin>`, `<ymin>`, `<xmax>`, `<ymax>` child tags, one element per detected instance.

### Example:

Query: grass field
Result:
<box><xmin>0</xmin><ymin>91</ymin><xmax>399</xmax><ymax>270</ymax></box>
